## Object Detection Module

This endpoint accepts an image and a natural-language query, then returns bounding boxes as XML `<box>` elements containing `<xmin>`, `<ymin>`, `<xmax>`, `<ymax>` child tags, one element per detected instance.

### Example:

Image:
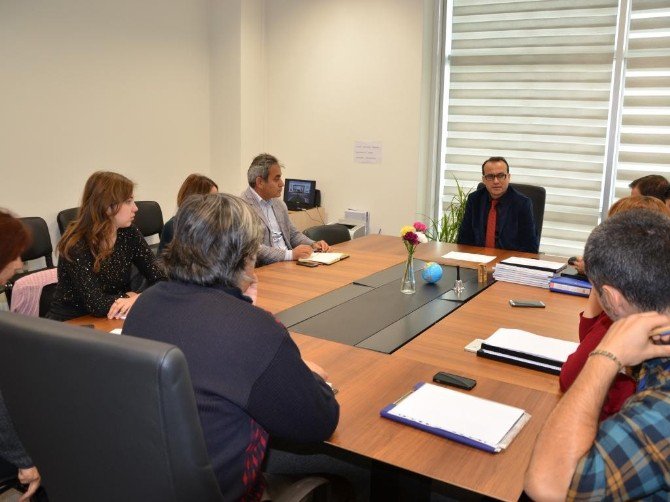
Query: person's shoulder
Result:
<box><xmin>466</xmin><ymin>186</ymin><xmax>487</xmax><ymax>203</ymax></box>
<box><xmin>271</xmin><ymin>197</ymin><xmax>289</xmax><ymax>212</ymax></box>
<box><xmin>240</xmin><ymin>186</ymin><xmax>255</xmax><ymax>202</ymax></box>
<box><xmin>507</xmin><ymin>185</ymin><xmax>531</xmax><ymax>203</ymax></box>
<box><xmin>606</xmin><ymin>381</ymin><xmax>670</xmax><ymax>434</ymax></box>
<box><xmin>118</xmin><ymin>225</ymin><xmax>144</xmax><ymax>240</ymax></box>
<box><xmin>171</xmin><ymin>283</ymin><xmax>285</xmax><ymax>332</ymax></box>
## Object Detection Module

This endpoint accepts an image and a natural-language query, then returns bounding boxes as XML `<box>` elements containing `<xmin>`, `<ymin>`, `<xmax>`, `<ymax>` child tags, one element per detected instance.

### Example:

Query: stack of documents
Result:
<box><xmin>549</xmin><ymin>276</ymin><xmax>591</xmax><ymax>297</ymax></box>
<box><xmin>381</xmin><ymin>382</ymin><xmax>530</xmax><ymax>453</ymax></box>
<box><xmin>477</xmin><ymin>328</ymin><xmax>579</xmax><ymax>375</ymax></box>
<box><xmin>493</xmin><ymin>256</ymin><xmax>566</xmax><ymax>288</ymax></box>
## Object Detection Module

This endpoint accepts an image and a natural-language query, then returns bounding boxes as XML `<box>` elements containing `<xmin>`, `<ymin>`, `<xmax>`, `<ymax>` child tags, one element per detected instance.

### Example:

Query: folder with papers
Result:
<box><xmin>549</xmin><ymin>276</ymin><xmax>592</xmax><ymax>297</ymax></box>
<box><xmin>477</xmin><ymin>328</ymin><xmax>579</xmax><ymax>375</ymax></box>
<box><xmin>380</xmin><ymin>382</ymin><xmax>530</xmax><ymax>453</ymax></box>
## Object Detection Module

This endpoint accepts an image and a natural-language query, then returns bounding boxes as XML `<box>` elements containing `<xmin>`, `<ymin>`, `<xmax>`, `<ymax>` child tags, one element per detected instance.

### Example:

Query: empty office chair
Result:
<box><xmin>4</xmin><ymin>217</ymin><xmax>55</xmax><ymax>309</ymax></box>
<box><xmin>20</xmin><ymin>217</ymin><xmax>54</xmax><ymax>269</ymax></box>
<box><xmin>0</xmin><ymin>313</ymin><xmax>225</xmax><ymax>502</ymax></box>
<box><xmin>56</xmin><ymin>207</ymin><xmax>78</xmax><ymax>235</ymax></box>
<box><xmin>304</xmin><ymin>224</ymin><xmax>351</xmax><ymax>245</ymax></box>
<box><xmin>476</xmin><ymin>182</ymin><xmax>546</xmax><ymax>240</ymax></box>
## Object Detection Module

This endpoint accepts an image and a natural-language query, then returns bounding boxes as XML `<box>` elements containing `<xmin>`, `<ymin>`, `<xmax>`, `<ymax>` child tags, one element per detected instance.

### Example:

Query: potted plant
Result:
<box><xmin>425</xmin><ymin>176</ymin><xmax>472</xmax><ymax>243</ymax></box>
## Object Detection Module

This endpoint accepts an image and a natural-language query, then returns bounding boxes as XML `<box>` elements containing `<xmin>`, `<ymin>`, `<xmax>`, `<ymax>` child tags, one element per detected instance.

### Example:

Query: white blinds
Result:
<box><xmin>440</xmin><ymin>0</ymin><xmax>619</xmax><ymax>256</ymax></box>
<box><xmin>614</xmin><ymin>0</ymin><xmax>670</xmax><ymax>198</ymax></box>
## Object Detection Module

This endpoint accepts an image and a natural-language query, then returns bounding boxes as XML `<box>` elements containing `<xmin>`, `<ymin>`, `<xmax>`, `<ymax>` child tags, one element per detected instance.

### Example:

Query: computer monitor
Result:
<box><xmin>284</xmin><ymin>179</ymin><xmax>317</xmax><ymax>211</ymax></box>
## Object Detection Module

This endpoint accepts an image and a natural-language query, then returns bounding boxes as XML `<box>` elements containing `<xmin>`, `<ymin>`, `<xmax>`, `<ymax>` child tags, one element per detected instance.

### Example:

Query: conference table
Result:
<box><xmin>72</xmin><ymin>235</ymin><xmax>586</xmax><ymax>501</ymax></box>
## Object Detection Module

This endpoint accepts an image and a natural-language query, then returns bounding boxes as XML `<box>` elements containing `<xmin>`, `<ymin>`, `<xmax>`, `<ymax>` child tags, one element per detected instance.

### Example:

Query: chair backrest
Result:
<box><xmin>56</xmin><ymin>207</ymin><xmax>78</xmax><ymax>235</ymax></box>
<box><xmin>303</xmin><ymin>224</ymin><xmax>352</xmax><ymax>245</ymax></box>
<box><xmin>9</xmin><ymin>268</ymin><xmax>58</xmax><ymax>317</ymax></box>
<box><xmin>4</xmin><ymin>217</ymin><xmax>56</xmax><ymax>308</ymax></box>
<box><xmin>19</xmin><ymin>217</ymin><xmax>54</xmax><ymax>268</ymax></box>
<box><xmin>476</xmin><ymin>182</ymin><xmax>546</xmax><ymax>240</ymax></box>
<box><xmin>0</xmin><ymin>313</ymin><xmax>224</xmax><ymax>502</ymax></box>
<box><xmin>135</xmin><ymin>201</ymin><xmax>164</xmax><ymax>238</ymax></box>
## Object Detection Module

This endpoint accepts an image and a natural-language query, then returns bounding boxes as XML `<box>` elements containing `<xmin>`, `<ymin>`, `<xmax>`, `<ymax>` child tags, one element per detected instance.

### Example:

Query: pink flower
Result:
<box><xmin>403</xmin><ymin>231</ymin><xmax>420</xmax><ymax>246</ymax></box>
<box><xmin>413</xmin><ymin>221</ymin><xmax>427</xmax><ymax>232</ymax></box>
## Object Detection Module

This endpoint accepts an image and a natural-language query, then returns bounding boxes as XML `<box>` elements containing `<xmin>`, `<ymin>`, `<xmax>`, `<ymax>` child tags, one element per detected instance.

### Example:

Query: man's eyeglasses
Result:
<box><xmin>483</xmin><ymin>173</ymin><xmax>508</xmax><ymax>182</ymax></box>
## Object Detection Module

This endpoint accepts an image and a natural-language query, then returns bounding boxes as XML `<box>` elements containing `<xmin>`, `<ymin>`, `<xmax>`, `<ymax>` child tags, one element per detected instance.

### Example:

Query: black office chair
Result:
<box><xmin>56</xmin><ymin>207</ymin><xmax>78</xmax><ymax>235</ymax></box>
<box><xmin>476</xmin><ymin>182</ymin><xmax>546</xmax><ymax>240</ymax></box>
<box><xmin>59</xmin><ymin>203</ymin><xmax>164</xmax><ymax>240</ymax></box>
<box><xmin>134</xmin><ymin>201</ymin><xmax>164</xmax><ymax>242</ymax></box>
<box><xmin>3</xmin><ymin>217</ymin><xmax>56</xmax><ymax>309</ymax></box>
<box><xmin>0</xmin><ymin>312</ymin><xmax>225</xmax><ymax>502</ymax></box>
<box><xmin>304</xmin><ymin>224</ymin><xmax>351</xmax><ymax>245</ymax></box>
<box><xmin>0</xmin><ymin>313</ymin><xmax>341</xmax><ymax>502</ymax></box>
<box><xmin>0</xmin><ymin>458</ymin><xmax>21</xmax><ymax>497</ymax></box>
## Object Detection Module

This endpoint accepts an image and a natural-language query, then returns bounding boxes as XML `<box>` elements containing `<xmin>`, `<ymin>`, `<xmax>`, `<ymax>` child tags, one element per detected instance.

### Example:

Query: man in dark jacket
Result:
<box><xmin>457</xmin><ymin>156</ymin><xmax>539</xmax><ymax>253</ymax></box>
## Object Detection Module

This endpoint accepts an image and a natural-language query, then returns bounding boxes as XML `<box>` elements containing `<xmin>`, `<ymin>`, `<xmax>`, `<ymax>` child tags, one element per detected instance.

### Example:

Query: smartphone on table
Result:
<box><xmin>509</xmin><ymin>299</ymin><xmax>545</xmax><ymax>308</ymax></box>
<box><xmin>432</xmin><ymin>371</ymin><xmax>476</xmax><ymax>390</ymax></box>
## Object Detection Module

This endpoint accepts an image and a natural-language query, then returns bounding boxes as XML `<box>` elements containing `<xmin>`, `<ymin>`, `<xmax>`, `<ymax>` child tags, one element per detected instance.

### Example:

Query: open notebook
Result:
<box><xmin>298</xmin><ymin>252</ymin><xmax>349</xmax><ymax>265</ymax></box>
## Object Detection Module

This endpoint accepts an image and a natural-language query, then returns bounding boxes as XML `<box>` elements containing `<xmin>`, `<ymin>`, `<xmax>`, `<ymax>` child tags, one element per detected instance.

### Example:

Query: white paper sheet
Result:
<box><xmin>484</xmin><ymin>328</ymin><xmax>578</xmax><ymax>363</ymax></box>
<box><xmin>299</xmin><ymin>252</ymin><xmax>347</xmax><ymax>265</ymax></box>
<box><xmin>500</xmin><ymin>256</ymin><xmax>566</xmax><ymax>272</ymax></box>
<box><xmin>441</xmin><ymin>251</ymin><xmax>496</xmax><ymax>263</ymax></box>
<box><xmin>387</xmin><ymin>383</ymin><xmax>526</xmax><ymax>447</ymax></box>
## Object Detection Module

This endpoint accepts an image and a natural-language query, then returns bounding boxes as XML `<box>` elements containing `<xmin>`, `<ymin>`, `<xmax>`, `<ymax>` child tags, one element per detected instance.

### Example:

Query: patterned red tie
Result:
<box><xmin>485</xmin><ymin>199</ymin><xmax>498</xmax><ymax>248</ymax></box>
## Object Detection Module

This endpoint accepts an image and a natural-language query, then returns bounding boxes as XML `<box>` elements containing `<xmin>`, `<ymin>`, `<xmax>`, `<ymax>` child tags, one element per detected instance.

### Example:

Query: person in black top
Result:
<box><xmin>158</xmin><ymin>173</ymin><xmax>218</xmax><ymax>254</ymax></box>
<box><xmin>123</xmin><ymin>193</ymin><xmax>339</xmax><ymax>501</ymax></box>
<box><xmin>47</xmin><ymin>171</ymin><xmax>166</xmax><ymax>321</ymax></box>
<box><xmin>0</xmin><ymin>210</ymin><xmax>42</xmax><ymax>501</ymax></box>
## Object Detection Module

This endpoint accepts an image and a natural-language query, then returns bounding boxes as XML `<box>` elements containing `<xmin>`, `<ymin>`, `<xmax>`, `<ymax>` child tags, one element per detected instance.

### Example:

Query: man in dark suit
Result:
<box><xmin>457</xmin><ymin>156</ymin><xmax>539</xmax><ymax>253</ymax></box>
<box><xmin>241</xmin><ymin>153</ymin><xmax>329</xmax><ymax>266</ymax></box>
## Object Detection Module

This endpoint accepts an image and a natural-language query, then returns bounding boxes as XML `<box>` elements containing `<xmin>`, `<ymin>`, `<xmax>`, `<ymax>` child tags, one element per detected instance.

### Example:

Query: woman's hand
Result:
<box><xmin>107</xmin><ymin>292</ymin><xmax>139</xmax><ymax>319</ymax></box>
<box><xmin>18</xmin><ymin>466</ymin><xmax>41</xmax><ymax>502</ymax></box>
<box><xmin>304</xmin><ymin>359</ymin><xmax>328</xmax><ymax>381</ymax></box>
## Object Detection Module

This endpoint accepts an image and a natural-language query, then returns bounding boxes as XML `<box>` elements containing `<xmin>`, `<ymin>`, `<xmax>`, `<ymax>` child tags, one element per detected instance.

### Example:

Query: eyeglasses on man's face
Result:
<box><xmin>483</xmin><ymin>173</ymin><xmax>508</xmax><ymax>182</ymax></box>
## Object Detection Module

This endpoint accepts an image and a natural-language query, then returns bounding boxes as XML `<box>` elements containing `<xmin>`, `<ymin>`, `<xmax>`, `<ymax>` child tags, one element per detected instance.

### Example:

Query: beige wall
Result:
<box><xmin>262</xmin><ymin>0</ymin><xmax>425</xmax><ymax>234</ymax></box>
<box><xmin>1</xmin><ymin>0</ymin><xmax>211</xmax><ymax>246</ymax></box>
<box><xmin>2</xmin><ymin>0</ymin><xmax>428</xmax><ymax>253</ymax></box>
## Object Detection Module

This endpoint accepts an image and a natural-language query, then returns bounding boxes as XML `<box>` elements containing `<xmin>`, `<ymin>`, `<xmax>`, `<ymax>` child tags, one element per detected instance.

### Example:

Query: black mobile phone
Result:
<box><xmin>432</xmin><ymin>371</ymin><xmax>476</xmax><ymax>390</ymax></box>
<box><xmin>297</xmin><ymin>261</ymin><xmax>318</xmax><ymax>267</ymax></box>
<box><xmin>509</xmin><ymin>299</ymin><xmax>545</xmax><ymax>308</ymax></box>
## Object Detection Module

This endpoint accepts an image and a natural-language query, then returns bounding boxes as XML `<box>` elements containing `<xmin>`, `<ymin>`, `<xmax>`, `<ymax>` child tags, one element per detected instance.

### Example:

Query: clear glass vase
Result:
<box><xmin>400</xmin><ymin>254</ymin><xmax>416</xmax><ymax>294</ymax></box>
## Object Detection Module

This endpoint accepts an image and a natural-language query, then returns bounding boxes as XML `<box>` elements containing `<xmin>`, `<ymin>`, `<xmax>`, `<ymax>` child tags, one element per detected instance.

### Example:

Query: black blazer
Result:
<box><xmin>457</xmin><ymin>185</ymin><xmax>539</xmax><ymax>253</ymax></box>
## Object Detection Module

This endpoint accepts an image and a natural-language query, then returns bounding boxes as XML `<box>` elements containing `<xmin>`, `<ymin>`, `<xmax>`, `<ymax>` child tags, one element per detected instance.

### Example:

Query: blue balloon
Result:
<box><xmin>421</xmin><ymin>262</ymin><xmax>443</xmax><ymax>283</ymax></box>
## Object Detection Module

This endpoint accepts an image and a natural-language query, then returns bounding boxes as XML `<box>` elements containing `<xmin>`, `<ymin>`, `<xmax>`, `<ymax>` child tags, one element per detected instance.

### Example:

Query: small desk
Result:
<box><xmin>70</xmin><ymin>235</ymin><xmax>583</xmax><ymax>501</ymax></box>
<box><xmin>287</xmin><ymin>207</ymin><xmax>327</xmax><ymax>232</ymax></box>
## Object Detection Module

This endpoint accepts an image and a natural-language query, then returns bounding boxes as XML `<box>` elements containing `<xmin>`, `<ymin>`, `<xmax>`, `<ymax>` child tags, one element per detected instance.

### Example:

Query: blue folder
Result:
<box><xmin>380</xmin><ymin>382</ymin><xmax>501</xmax><ymax>453</ymax></box>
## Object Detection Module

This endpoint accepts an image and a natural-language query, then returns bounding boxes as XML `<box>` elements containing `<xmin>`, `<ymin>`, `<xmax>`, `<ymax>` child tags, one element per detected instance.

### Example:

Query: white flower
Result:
<box><xmin>417</xmin><ymin>232</ymin><xmax>428</xmax><ymax>244</ymax></box>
